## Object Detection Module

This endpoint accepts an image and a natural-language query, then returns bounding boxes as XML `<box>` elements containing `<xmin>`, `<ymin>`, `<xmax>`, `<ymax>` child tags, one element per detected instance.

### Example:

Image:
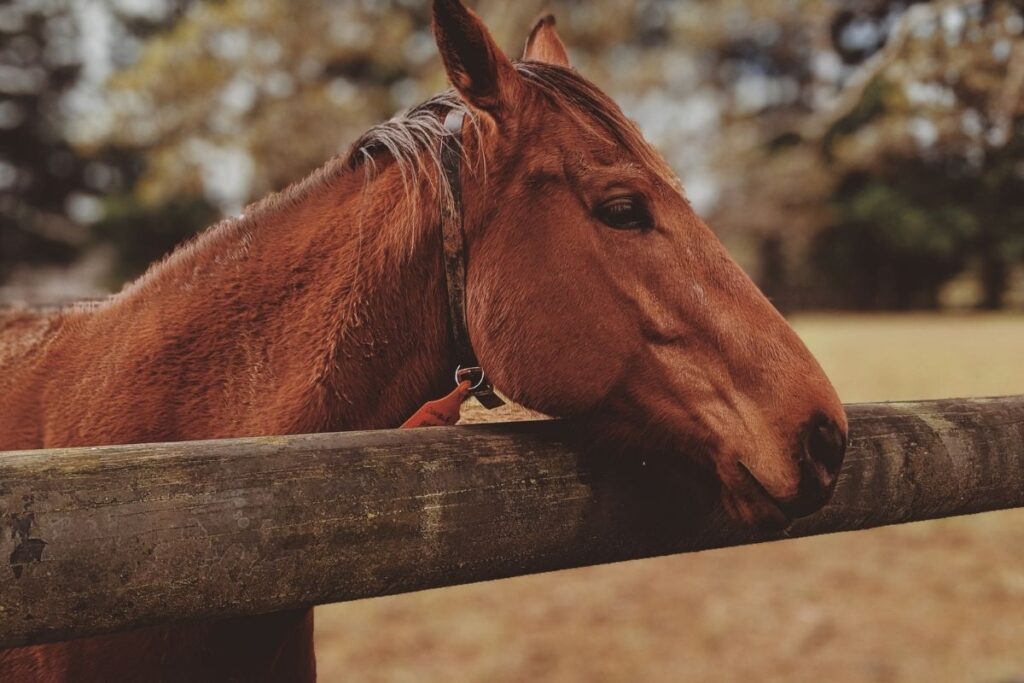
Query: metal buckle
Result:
<box><xmin>454</xmin><ymin>366</ymin><xmax>506</xmax><ymax>410</ymax></box>
<box><xmin>455</xmin><ymin>366</ymin><xmax>487</xmax><ymax>392</ymax></box>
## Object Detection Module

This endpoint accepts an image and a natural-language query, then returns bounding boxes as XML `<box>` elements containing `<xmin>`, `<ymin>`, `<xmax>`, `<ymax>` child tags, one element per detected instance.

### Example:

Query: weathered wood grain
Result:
<box><xmin>1</xmin><ymin>396</ymin><xmax>1022</xmax><ymax>648</ymax></box>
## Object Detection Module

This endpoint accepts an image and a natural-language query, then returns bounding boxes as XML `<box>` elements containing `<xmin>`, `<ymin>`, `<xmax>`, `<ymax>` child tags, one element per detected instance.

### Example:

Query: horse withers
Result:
<box><xmin>0</xmin><ymin>1</ymin><xmax>846</xmax><ymax>680</ymax></box>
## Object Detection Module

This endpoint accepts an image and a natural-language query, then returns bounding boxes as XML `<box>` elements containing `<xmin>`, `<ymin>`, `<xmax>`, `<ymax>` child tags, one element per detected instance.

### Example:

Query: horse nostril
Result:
<box><xmin>804</xmin><ymin>418</ymin><xmax>846</xmax><ymax>477</ymax></box>
<box><xmin>777</xmin><ymin>418</ymin><xmax>847</xmax><ymax>519</ymax></box>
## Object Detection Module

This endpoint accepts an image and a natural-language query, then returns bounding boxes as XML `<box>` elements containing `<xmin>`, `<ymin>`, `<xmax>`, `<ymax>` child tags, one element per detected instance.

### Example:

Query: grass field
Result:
<box><xmin>315</xmin><ymin>314</ymin><xmax>1024</xmax><ymax>683</ymax></box>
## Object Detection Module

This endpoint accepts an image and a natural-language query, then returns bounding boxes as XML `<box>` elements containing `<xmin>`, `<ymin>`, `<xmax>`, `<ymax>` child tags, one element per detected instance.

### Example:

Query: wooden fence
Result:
<box><xmin>1</xmin><ymin>395</ymin><xmax>1023</xmax><ymax>649</ymax></box>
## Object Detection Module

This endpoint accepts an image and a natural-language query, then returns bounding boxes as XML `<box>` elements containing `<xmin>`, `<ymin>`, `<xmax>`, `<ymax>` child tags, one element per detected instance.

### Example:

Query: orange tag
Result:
<box><xmin>401</xmin><ymin>382</ymin><xmax>473</xmax><ymax>429</ymax></box>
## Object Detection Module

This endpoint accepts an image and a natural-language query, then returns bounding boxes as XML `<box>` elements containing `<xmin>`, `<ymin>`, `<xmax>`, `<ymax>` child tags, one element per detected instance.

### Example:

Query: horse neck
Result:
<box><xmin>97</xmin><ymin>160</ymin><xmax>456</xmax><ymax>438</ymax></box>
<box><xmin>302</xmin><ymin>164</ymin><xmax>457</xmax><ymax>432</ymax></box>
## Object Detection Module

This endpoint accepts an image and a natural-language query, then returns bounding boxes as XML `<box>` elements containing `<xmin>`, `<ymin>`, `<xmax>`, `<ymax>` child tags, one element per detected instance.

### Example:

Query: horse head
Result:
<box><xmin>430</xmin><ymin>0</ymin><xmax>848</xmax><ymax>530</ymax></box>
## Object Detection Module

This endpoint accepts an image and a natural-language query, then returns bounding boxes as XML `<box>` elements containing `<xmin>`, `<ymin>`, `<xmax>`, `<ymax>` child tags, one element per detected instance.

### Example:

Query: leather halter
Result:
<box><xmin>439</xmin><ymin>110</ymin><xmax>505</xmax><ymax>410</ymax></box>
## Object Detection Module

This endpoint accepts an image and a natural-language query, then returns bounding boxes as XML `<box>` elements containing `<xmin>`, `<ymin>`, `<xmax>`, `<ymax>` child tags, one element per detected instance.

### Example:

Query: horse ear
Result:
<box><xmin>523</xmin><ymin>14</ymin><xmax>572</xmax><ymax>68</ymax></box>
<box><xmin>433</xmin><ymin>0</ymin><xmax>519</xmax><ymax>117</ymax></box>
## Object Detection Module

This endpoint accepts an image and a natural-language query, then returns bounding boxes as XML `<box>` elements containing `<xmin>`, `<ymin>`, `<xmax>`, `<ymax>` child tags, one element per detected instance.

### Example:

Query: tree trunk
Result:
<box><xmin>979</xmin><ymin>252</ymin><xmax>1008</xmax><ymax>311</ymax></box>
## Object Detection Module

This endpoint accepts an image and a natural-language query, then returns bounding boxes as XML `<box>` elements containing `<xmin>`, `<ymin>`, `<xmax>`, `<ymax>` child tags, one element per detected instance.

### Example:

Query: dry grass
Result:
<box><xmin>315</xmin><ymin>314</ymin><xmax>1024</xmax><ymax>683</ymax></box>
<box><xmin>793</xmin><ymin>313</ymin><xmax>1024</xmax><ymax>404</ymax></box>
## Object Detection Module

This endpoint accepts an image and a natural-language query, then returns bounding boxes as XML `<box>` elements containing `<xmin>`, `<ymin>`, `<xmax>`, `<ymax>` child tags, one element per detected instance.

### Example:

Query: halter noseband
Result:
<box><xmin>439</xmin><ymin>110</ymin><xmax>505</xmax><ymax>410</ymax></box>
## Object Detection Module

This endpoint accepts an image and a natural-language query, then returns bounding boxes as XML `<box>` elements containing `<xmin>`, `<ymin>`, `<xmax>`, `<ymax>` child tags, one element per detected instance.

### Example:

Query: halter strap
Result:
<box><xmin>439</xmin><ymin>110</ymin><xmax>505</xmax><ymax>410</ymax></box>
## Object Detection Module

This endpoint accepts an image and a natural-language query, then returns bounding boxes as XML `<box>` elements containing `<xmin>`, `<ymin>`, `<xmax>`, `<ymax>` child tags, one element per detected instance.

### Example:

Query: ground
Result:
<box><xmin>315</xmin><ymin>314</ymin><xmax>1024</xmax><ymax>683</ymax></box>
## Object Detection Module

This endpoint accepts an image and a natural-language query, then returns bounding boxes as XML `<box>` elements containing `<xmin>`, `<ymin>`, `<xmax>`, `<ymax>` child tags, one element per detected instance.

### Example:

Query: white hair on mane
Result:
<box><xmin>345</xmin><ymin>62</ymin><xmax>677</xmax><ymax>204</ymax></box>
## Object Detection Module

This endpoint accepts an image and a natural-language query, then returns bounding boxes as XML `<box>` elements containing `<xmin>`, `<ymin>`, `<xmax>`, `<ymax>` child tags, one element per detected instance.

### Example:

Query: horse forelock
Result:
<box><xmin>344</xmin><ymin>62</ymin><xmax>680</xmax><ymax>206</ymax></box>
<box><xmin>514</xmin><ymin>63</ymin><xmax>680</xmax><ymax>189</ymax></box>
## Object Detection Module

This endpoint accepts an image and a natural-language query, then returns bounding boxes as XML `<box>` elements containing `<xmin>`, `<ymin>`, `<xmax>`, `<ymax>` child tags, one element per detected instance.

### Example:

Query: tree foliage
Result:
<box><xmin>0</xmin><ymin>0</ymin><xmax>198</xmax><ymax>286</ymax></box>
<box><xmin>812</xmin><ymin>0</ymin><xmax>1024</xmax><ymax>309</ymax></box>
<box><xmin>714</xmin><ymin>0</ymin><xmax>1024</xmax><ymax>309</ymax></box>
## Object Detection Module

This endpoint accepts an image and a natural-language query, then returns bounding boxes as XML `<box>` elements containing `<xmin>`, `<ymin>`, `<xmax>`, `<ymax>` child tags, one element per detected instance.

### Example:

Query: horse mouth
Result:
<box><xmin>727</xmin><ymin>461</ymin><xmax>793</xmax><ymax>531</ymax></box>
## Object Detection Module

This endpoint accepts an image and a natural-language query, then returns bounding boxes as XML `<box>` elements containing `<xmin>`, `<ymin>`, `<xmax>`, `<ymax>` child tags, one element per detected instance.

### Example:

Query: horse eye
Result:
<box><xmin>596</xmin><ymin>196</ymin><xmax>652</xmax><ymax>231</ymax></box>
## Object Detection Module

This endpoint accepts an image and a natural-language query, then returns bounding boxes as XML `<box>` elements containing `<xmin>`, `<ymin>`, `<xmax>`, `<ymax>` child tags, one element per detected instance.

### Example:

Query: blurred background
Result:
<box><xmin>2</xmin><ymin>0</ymin><xmax>1023</xmax><ymax>681</ymax></box>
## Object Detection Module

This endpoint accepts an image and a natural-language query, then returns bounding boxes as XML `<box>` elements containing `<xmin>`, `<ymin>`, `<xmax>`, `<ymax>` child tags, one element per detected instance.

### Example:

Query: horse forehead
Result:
<box><xmin>516</xmin><ymin>131</ymin><xmax>637</xmax><ymax>179</ymax></box>
<box><xmin>509</xmin><ymin>107</ymin><xmax>674</xmax><ymax>188</ymax></box>
<box><xmin>511</xmin><ymin>99</ymin><xmax>620</xmax><ymax>150</ymax></box>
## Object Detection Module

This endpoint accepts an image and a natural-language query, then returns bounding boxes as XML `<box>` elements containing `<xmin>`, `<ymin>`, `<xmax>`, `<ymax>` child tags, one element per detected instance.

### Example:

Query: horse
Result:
<box><xmin>0</xmin><ymin>1</ymin><xmax>848</xmax><ymax>680</ymax></box>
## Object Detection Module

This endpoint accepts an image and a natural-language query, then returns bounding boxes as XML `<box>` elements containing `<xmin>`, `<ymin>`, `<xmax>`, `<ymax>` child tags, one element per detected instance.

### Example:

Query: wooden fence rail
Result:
<box><xmin>1</xmin><ymin>396</ymin><xmax>1023</xmax><ymax>649</ymax></box>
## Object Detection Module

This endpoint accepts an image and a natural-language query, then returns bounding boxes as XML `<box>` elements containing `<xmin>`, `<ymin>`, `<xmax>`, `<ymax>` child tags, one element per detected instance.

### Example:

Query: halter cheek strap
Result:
<box><xmin>439</xmin><ymin>110</ymin><xmax>505</xmax><ymax>410</ymax></box>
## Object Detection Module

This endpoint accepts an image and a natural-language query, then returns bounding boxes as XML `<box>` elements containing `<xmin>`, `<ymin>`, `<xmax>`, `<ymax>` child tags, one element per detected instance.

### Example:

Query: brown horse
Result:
<box><xmin>0</xmin><ymin>1</ymin><xmax>847</xmax><ymax>680</ymax></box>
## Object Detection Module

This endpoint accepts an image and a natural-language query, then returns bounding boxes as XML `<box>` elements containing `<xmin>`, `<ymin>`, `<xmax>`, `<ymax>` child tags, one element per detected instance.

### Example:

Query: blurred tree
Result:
<box><xmin>712</xmin><ymin>0</ymin><xmax>1024</xmax><ymax>310</ymax></box>
<box><xmin>1</xmin><ymin>1</ymin><xmax>90</xmax><ymax>281</ymax></box>
<box><xmin>0</xmin><ymin>0</ymin><xmax>199</xmax><ymax>287</ymax></box>
<box><xmin>816</xmin><ymin>0</ymin><xmax>1024</xmax><ymax>309</ymax></box>
<box><xmin>814</xmin><ymin>165</ymin><xmax>978</xmax><ymax>309</ymax></box>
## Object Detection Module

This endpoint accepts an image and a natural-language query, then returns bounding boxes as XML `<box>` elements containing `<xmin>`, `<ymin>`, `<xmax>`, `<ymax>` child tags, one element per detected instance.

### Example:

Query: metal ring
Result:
<box><xmin>455</xmin><ymin>365</ymin><xmax>487</xmax><ymax>392</ymax></box>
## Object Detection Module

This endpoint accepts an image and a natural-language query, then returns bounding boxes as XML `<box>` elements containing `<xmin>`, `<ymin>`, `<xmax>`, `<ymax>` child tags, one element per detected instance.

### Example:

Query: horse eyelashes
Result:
<box><xmin>596</xmin><ymin>196</ymin><xmax>652</xmax><ymax>231</ymax></box>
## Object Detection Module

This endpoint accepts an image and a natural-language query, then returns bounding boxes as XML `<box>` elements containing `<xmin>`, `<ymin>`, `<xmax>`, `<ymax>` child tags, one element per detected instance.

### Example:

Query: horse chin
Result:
<box><xmin>717</xmin><ymin>462</ymin><xmax>794</xmax><ymax>532</ymax></box>
<box><xmin>572</xmin><ymin>413</ymin><xmax>794</xmax><ymax>531</ymax></box>
<box><xmin>721</xmin><ymin>487</ymin><xmax>792</xmax><ymax>531</ymax></box>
